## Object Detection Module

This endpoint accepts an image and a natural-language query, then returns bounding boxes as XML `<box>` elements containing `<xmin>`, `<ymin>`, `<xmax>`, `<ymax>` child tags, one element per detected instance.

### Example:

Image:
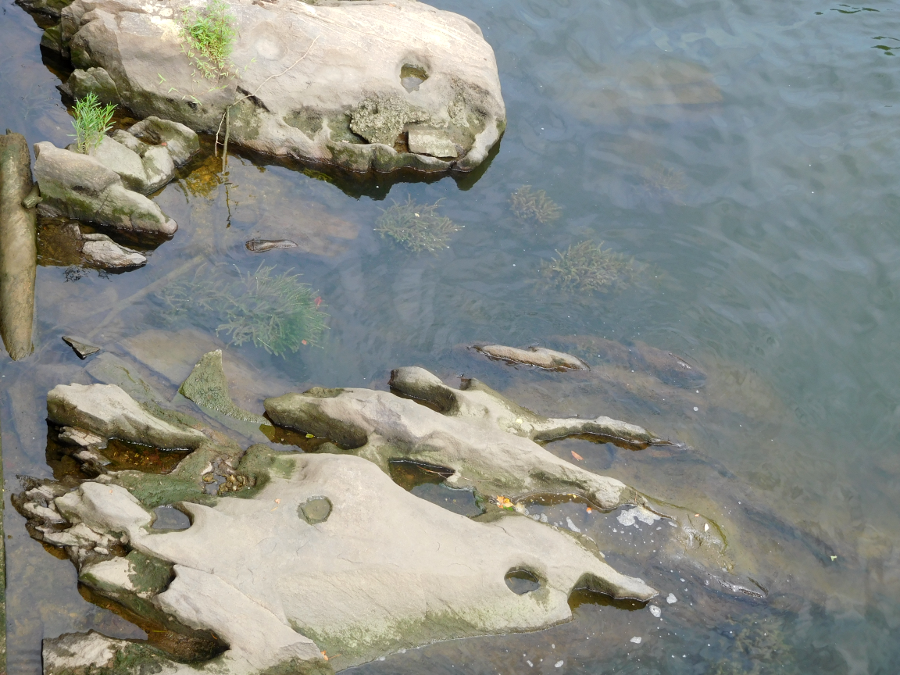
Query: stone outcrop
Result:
<box><xmin>44</xmin><ymin>0</ymin><xmax>504</xmax><ymax>173</ymax></box>
<box><xmin>28</xmin><ymin>448</ymin><xmax>654</xmax><ymax>674</ymax></box>
<box><xmin>33</xmin><ymin>142</ymin><xmax>177</xmax><ymax>236</ymax></box>
<box><xmin>474</xmin><ymin>344</ymin><xmax>589</xmax><ymax>371</ymax></box>
<box><xmin>266</xmin><ymin>366</ymin><xmax>662</xmax><ymax>510</ymax></box>
<box><xmin>0</xmin><ymin>131</ymin><xmax>37</xmax><ymax>361</ymax></box>
<box><xmin>80</xmin><ymin>232</ymin><xmax>146</xmax><ymax>268</ymax></box>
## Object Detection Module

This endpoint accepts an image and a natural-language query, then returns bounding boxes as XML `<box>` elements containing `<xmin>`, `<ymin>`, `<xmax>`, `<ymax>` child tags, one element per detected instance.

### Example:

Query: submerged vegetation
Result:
<box><xmin>70</xmin><ymin>92</ymin><xmax>116</xmax><ymax>154</ymax></box>
<box><xmin>375</xmin><ymin>196</ymin><xmax>460</xmax><ymax>253</ymax></box>
<box><xmin>158</xmin><ymin>263</ymin><xmax>327</xmax><ymax>356</ymax></box>
<box><xmin>540</xmin><ymin>240</ymin><xmax>633</xmax><ymax>293</ymax></box>
<box><xmin>708</xmin><ymin>614</ymin><xmax>797</xmax><ymax>675</ymax></box>
<box><xmin>509</xmin><ymin>185</ymin><xmax>561</xmax><ymax>225</ymax></box>
<box><xmin>642</xmin><ymin>162</ymin><xmax>687</xmax><ymax>204</ymax></box>
<box><xmin>180</xmin><ymin>0</ymin><xmax>237</xmax><ymax>80</ymax></box>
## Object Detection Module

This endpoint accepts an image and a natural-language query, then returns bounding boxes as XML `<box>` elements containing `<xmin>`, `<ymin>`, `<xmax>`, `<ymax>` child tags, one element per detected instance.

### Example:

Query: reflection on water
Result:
<box><xmin>3</xmin><ymin>0</ymin><xmax>900</xmax><ymax>670</ymax></box>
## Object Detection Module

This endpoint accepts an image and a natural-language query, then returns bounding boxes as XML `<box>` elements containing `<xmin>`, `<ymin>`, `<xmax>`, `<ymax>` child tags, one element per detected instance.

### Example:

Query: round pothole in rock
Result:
<box><xmin>400</xmin><ymin>63</ymin><xmax>428</xmax><ymax>92</ymax></box>
<box><xmin>151</xmin><ymin>505</ymin><xmax>191</xmax><ymax>531</ymax></box>
<box><xmin>505</xmin><ymin>568</ymin><xmax>541</xmax><ymax>595</ymax></box>
<box><xmin>298</xmin><ymin>496</ymin><xmax>333</xmax><ymax>524</ymax></box>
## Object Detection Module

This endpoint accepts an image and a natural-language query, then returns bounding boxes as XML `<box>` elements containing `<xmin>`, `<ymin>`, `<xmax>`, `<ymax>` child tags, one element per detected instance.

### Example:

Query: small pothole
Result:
<box><xmin>298</xmin><ymin>496</ymin><xmax>333</xmax><ymax>524</ymax></box>
<box><xmin>505</xmin><ymin>568</ymin><xmax>541</xmax><ymax>595</ymax></box>
<box><xmin>400</xmin><ymin>64</ymin><xmax>428</xmax><ymax>92</ymax></box>
<box><xmin>151</xmin><ymin>505</ymin><xmax>191</xmax><ymax>531</ymax></box>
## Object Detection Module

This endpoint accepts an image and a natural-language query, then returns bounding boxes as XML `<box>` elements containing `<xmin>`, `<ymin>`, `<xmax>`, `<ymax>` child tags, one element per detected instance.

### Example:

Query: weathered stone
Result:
<box><xmin>81</xmin><ymin>233</ymin><xmax>146</xmax><ymax>268</ymax></box>
<box><xmin>28</xmin><ymin>450</ymin><xmax>654</xmax><ymax>673</ymax></box>
<box><xmin>0</xmin><ymin>131</ymin><xmax>37</xmax><ymax>361</ymax></box>
<box><xmin>65</xmin><ymin>66</ymin><xmax>119</xmax><ymax>105</ymax></box>
<box><xmin>47</xmin><ymin>383</ymin><xmax>207</xmax><ymax>449</ymax></box>
<box><xmin>475</xmin><ymin>344</ymin><xmax>589</xmax><ymax>371</ymax></box>
<box><xmin>33</xmin><ymin>142</ymin><xmax>177</xmax><ymax>236</ymax></box>
<box><xmin>128</xmin><ymin>117</ymin><xmax>199</xmax><ymax>167</ymax></box>
<box><xmin>56</xmin><ymin>0</ymin><xmax>504</xmax><ymax>173</ymax></box>
<box><xmin>15</xmin><ymin>0</ymin><xmax>73</xmax><ymax>18</ymax></box>
<box><xmin>62</xmin><ymin>335</ymin><xmax>101</xmax><ymax>359</ymax></box>
<box><xmin>266</xmin><ymin>366</ymin><xmax>661</xmax><ymax>510</ymax></box>
<box><xmin>87</xmin><ymin>135</ymin><xmax>176</xmax><ymax>195</ymax></box>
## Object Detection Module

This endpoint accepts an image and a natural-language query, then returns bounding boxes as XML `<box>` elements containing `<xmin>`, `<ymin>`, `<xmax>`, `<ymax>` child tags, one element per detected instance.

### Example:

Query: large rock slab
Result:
<box><xmin>29</xmin><ymin>449</ymin><xmax>654</xmax><ymax>674</ymax></box>
<box><xmin>33</xmin><ymin>142</ymin><xmax>177</xmax><ymax>236</ymax></box>
<box><xmin>55</xmin><ymin>0</ymin><xmax>504</xmax><ymax>173</ymax></box>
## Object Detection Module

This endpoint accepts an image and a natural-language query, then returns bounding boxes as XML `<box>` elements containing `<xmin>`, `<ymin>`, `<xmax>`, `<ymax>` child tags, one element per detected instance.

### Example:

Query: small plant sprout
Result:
<box><xmin>375</xmin><ymin>196</ymin><xmax>461</xmax><ymax>254</ymax></box>
<box><xmin>180</xmin><ymin>0</ymin><xmax>238</xmax><ymax>80</ymax></box>
<box><xmin>510</xmin><ymin>185</ymin><xmax>561</xmax><ymax>225</ymax></box>
<box><xmin>70</xmin><ymin>92</ymin><xmax>116</xmax><ymax>154</ymax></box>
<box><xmin>541</xmin><ymin>240</ymin><xmax>634</xmax><ymax>294</ymax></box>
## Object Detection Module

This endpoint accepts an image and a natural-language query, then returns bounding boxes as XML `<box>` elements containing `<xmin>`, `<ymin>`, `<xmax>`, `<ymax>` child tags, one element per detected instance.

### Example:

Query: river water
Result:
<box><xmin>2</xmin><ymin>0</ymin><xmax>899</xmax><ymax>671</ymax></box>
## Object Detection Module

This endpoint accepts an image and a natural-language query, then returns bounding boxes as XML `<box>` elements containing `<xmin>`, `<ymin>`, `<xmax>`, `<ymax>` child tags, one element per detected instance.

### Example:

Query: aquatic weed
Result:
<box><xmin>180</xmin><ymin>0</ymin><xmax>237</xmax><ymax>80</ymax></box>
<box><xmin>375</xmin><ymin>196</ymin><xmax>460</xmax><ymax>254</ymax></box>
<box><xmin>540</xmin><ymin>240</ymin><xmax>633</xmax><ymax>294</ymax></box>
<box><xmin>70</xmin><ymin>92</ymin><xmax>116</xmax><ymax>154</ymax></box>
<box><xmin>642</xmin><ymin>162</ymin><xmax>687</xmax><ymax>204</ymax></box>
<box><xmin>510</xmin><ymin>185</ymin><xmax>561</xmax><ymax>225</ymax></box>
<box><xmin>158</xmin><ymin>263</ymin><xmax>327</xmax><ymax>356</ymax></box>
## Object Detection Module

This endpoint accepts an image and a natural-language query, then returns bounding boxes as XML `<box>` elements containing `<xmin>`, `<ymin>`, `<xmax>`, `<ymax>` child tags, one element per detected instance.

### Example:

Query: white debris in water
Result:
<box><xmin>668</xmin><ymin>520</ymin><xmax>678</xmax><ymax>527</ymax></box>
<box><xmin>649</xmin><ymin>605</ymin><xmax>661</xmax><ymax>618</ymax></box>
<box><xmin>555</xmin><ymin>660</ymin><xmax>564</xmax><ymax>668</ymax></box>
<box><xmin>566</xmin><ymin>517</ymin><xmax>581</xmax><ymax>533</ymax></box>
<box><xmin>704</xmin><ymin>523</ymin><xmax>710</xmax><ymax>532</ymax></box>
<box><xmin>693</xmin><ymin>406</ymin><xmax>699</xmax><ymax>412</ymax></box>
<box><xmin>616</xmin><ymin>506</ymin><xmax>661</xmax><ymax>527</ymax></box>
<box><xmin>630</xmin><ymin>636</ymin><xmax>642</xmax><ymax>644</ymax></box>
<box><xmin>539</xmin><ymin>513</ymin><xmax>549</xmax><ymax>523</ymax></box>
<box><xmin>667</xmin><ymin>593</ymin><xmax>677</xmax><ymax>604</ymax></box>
<box><xmin>527</xmin><ymin>660</ymin><xmax>533</xmax><ymax>667</ymax></box>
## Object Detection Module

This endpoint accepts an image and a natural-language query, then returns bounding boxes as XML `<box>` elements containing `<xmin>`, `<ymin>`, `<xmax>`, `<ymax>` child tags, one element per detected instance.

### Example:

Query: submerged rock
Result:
<box><xmin>61</xmin><ymin>335</ymin><xmax>100</xmax><ymax>359</ymax></box>
<box><xmin>266</xmin><ymin>366</ymin><xmax>661</xmax><ymax>509</ymax></box>
<box><xmin>0</xmin><ymin>130</ymin><xmax>37</xmax><ymax>361</ymax></box>
<box><xmin>81</xmin><ymin>233</ymin><xmax>146</xmax><ymax>268</ymax></box>
<box><xmin>48</xmin><ymin>0</ymin><xmax>504</xmax><ymax>173</ymax></box>
<box><xmin>33</xmin><ymin>142</ymin><xmax>177</xmax><ymax>237</ymax></box>
<box><xmin>179</xmin><ymin>350</ymin><xmax>268</xmax><ymax>427</ymax></box>
<box><xmin>245</xmin><ymin>239</ymin><xmax>299</xmax><ymax>253</ymax></box>
<box><xmin>474</xmin><ymin>344</ymin><xmax>589</xmax><ymax>371</ymax></box>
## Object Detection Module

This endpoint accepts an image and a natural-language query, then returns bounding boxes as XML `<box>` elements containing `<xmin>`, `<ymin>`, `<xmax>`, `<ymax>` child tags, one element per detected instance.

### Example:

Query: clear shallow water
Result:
<box><xmin>2</xmin><ymin>0</ymin><xmax>900</xmax><ymax>671</ymax></box>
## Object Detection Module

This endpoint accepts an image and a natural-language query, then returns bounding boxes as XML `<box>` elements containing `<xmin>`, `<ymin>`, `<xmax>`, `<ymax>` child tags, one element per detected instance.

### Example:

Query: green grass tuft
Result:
<box><xmin>540</xmin><ymin>240</ymin><xmax>633</xmax><ymax>294</ymax></box>
<box><xmin>180</xmin><ymin>0</ymin><xmax>237</xmax><ymax>80</ymax></box>
<box><xmin>70</xmin><ymin>92</ymin><xmax>116</xmax><ymax>154</ymax></box>
<box><xmin>158</xmin><ymin>263</ymin><xmax>327</xmax><ymax>357</ymax></box>
<box><xmin>375</xmin><ymin>196</ymin><xmax>460</xmax><ymax>254</ymax></box>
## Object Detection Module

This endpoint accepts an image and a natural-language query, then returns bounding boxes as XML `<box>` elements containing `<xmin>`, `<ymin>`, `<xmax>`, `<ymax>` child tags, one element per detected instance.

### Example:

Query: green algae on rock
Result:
<box><xmin>180</xmin><ymin>350</ymin><xmax>267</xmax><ymax>425</ymax></box>
<box><xmin>540</xmin><ymin>240</ymin><xmax>634</xmax><ymax>294</ymax></box>
<box><xmin>375</xmin><ymin>197</ymin><xmax>460</xmax><ymax>254</ymax></box>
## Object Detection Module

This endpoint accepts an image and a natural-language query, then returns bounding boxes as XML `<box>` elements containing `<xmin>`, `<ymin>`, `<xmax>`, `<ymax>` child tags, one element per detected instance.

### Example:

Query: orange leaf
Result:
<box><xmin>571</xmin><ymin>451</ymin><xmax>584</xmax><ymax>461</ymax></box>
<box><xmin>586</xmin><ymin>507</ymin><xmax>593</xmax><ymax>513</ymax></box>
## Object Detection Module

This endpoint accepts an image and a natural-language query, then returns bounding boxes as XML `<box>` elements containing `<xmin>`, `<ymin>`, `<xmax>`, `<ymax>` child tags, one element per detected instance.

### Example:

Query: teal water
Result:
<box><xmin>2</xmin><ymin>0</ymin><xmax>900</xmax><ymax>671</ymax></box>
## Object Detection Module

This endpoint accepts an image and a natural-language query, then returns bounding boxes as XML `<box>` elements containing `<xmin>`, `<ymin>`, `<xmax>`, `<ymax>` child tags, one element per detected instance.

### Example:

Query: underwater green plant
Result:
<box><xmin>180</xmin><ymin>0</ymin><xmax>237</xmax><ymax>80</ymax></box>
<box><xmin>509</xmin><ymin>185</ymin><xmax>561</xmax><ymax>225</ymax></box>
<box><xmin>642</xmin><ymin>162</ymin><xmax>687</xmax><ymax>204</ymax></box>
<box><xmin>708</xmin><ymin>613</ymin><xmax>798</xmax><ymax>675</ymax></box>
<box><xmin>375</xmin><ymin>196</ymin><xmax>460</xmax><ymax>254</ymax></box>
<box><xmin>540</xmin><ymin>240</ymin><xmax>633</xmax><ymax>294</ymax></box>
<box><xmin>158</xmin><ymin>263</ymin><xmax>327</xmax><ymax>356</ymax></box>
<box><xmin>70</xmin><ymin>92</ymin><xmax>116</xmax><ymax>154</ymax></box>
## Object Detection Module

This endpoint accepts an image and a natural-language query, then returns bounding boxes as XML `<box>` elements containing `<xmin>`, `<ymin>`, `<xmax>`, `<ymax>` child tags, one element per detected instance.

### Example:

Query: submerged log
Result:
<box><xmin>0</xmin><ymin>131</ymin><xmax>37</xmax><ymax>360</ymax></box>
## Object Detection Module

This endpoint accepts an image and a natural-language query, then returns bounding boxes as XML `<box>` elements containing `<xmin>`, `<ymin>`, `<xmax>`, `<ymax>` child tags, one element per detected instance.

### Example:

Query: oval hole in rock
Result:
<box><xmin>400</xmin><ymin>64</ymin><xmax>428</xmax><ymax>92</ymax></box>
<box><xmin>298</xmin><ymin>496</ymin><xmax>333</xmax><ymax>524</ymax></box>
<box><xmin>505</xmin><ymin>568</ymin><xmax>541</xmax><ymax>595</ymax></box>
<box><xmin>151</xmin><ymin>505</ymin><xmax>191</xmax><ymax>531</ymax></box>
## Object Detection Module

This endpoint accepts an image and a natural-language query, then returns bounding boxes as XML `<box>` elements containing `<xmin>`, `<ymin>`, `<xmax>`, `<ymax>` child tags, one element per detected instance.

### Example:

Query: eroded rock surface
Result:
<box><xmin>266</xmin><ymin>366</ymin><xmax>662</xmax><ymax>510</ymax></box>
<box><xmin>474</xmin><ymin>344</ymin><xmax>589</xmax><ymax>371</ymax></box>
<box><xmin>45</xmin><ymin>0</ymin><xmax>504</xmax><ymax>173</ymax></box>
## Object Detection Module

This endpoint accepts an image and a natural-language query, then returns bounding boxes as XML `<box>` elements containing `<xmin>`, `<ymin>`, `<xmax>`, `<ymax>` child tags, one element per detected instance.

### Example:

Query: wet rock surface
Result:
<box><xmin>43</xmin><ymin>0</ymin><xmax>504</xmax><ymax>173</ymax></box>
<box><xmin>474</xmin><ymin>344</ymin><xmax>589</xmax><ymax>371</ymax></box>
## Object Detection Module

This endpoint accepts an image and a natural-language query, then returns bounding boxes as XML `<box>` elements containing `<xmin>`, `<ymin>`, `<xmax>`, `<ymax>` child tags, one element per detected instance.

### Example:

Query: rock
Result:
<box><xmin>65</xmin><ymin>66</ymin><xmax>119</xmax><ymax>105</ymax></box>
<box><xmin>81</xmin><ymin>233</ymin><xmax>146</xmax><ymax>268</ymax></box>
<box><xmin>475</xmin><ymin>344</ymin><xmax>589</xmax><ymax>371</ymax></box>
<box><xmin>87</xmin><ymin>135</ymin><xmax>174</xmax><ymax>195</ymax></box>
<box><xmin>554</xmin><ymin>335</ymin><xmax>706</xmax><ymax>388</ymax></box>
<box><xmin>15</xmin><ymin>0</ymin><xmax>73</xmax><ymax>18</ymax></box>
<box><xmin>265</xmin><ymin>366</ymin><xmax>661</xmax><ymax>510</ymax></box>
<box><xmin>0</xmin><ymin>131</ymin><xmax>37</xmax><ymax>361</ymax></box>
<box><xmin>54</xmin><ymin>0</ymin><xmax>504</xmax><ymax>173</ymax></box>
<box><xmin>33</xmin><ymin>142</ymin><xmax>177</xmax><ymax>237</ymax></box>
<box><xmin>62</xmin><ymin>335</ymin><xmax>101</xmax><ymax>359</ymax></box>
<box><xmin>47</xmin><ymin>382</ymin><xmax>207</xmax><ymax>449</ymax></box>
<box><xmin>26</xmin><ymin>449</ymin><xmax>655</xmax><ymax>673</ymax></box>
<box><xmin>179</xmin><ymin>350</ymin><xmax>268</xmax><ymax>427</ymax></box>
<box><xmin>128</xmin><ymin>116</ymin><xmax>199</xmax><ymax>167</ymax></box>
<box><xmin>245</xmin><ymin>239</ymin><xmax>298</xmax><ymax>253</ymax></box>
